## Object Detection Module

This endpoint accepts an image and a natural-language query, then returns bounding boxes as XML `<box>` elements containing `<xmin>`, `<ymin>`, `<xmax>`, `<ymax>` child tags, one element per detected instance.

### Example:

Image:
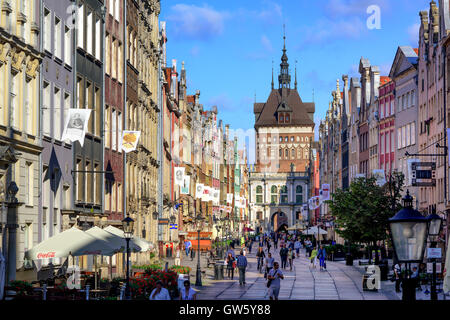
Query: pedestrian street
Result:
<box><xmin>195</xmin><ymin>244</ymin><xmax>395</xmax><ymax>300</ymax></box>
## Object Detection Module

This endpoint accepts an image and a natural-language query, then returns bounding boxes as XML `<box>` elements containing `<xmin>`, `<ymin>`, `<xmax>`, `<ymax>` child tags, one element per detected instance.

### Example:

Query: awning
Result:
<box><xmin>85</xmin><ymin>226</ymin><xmax>142</xmax><ymax>253</ymax></box>
<box><xmin>25</xmin><ymin>227</ymin><xmax>117</xmax><ymax>260</ymax></box>
<box><xmin>302</xmin><ymin>226</ymin><xmax>328</xmax><ymax>235</ymax></box>
<box><xmin>103</xmin><ymin>226</ymin><xmax>154</xmax><ymax>252</ymax></box>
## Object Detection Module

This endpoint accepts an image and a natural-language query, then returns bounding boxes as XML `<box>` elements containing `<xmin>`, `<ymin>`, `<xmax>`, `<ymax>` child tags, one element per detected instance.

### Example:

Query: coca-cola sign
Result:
<box><xmin>37</xmin><ymin>252</ymin><xmax>56</xmax><ymax>259</ymax></box>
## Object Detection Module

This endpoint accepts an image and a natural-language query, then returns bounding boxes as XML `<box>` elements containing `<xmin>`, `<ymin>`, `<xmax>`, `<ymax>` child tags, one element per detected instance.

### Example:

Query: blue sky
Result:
<box><xmin>160</xmin><ymin>0</ymin><xmax>429</xmax><ymax>142</ymax></box>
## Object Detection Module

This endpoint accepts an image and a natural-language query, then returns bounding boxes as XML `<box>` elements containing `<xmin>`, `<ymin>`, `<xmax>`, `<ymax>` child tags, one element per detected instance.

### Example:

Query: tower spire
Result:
<box><xmin>295</xmin><ymin>60</ymin><xmax>298</xmax><ymax>90</ymax></box>
<box><xmin>278</xmin><ymin>25</ymin><xmax>291</xmax><ymax>89</ymax></box>
<box><xmin>271</xmin><ymin>60</ymin><xmax>274</xmax><ymax>90</ymax></box>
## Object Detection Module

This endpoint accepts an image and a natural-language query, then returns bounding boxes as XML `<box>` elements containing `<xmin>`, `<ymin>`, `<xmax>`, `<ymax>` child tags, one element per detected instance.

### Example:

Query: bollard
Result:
<box><xmin>43</xmin><ymin>284</ymin><xmax>47</xmax><ymax>301</ymax></box>
<box><xmin>86</xmin><ymin>284</ymin><xmax>90</xmax><ymax>300</ymax></box>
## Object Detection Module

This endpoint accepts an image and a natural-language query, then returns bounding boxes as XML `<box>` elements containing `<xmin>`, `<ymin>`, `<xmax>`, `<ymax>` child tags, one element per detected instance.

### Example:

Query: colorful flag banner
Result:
<box><xmin>195</xmin><ymin>184</ymin><xmax>204</xmax><ymax>199</ymax></box>
<box><xmin>174</xmin><ymin>167</ymin><xmax>185</xmax><ymax>186</ymax></box>
<box><xmin>61</xmin><ymin>109</ymin><xmax>91</xmax><ymax>147</ymax></box>
<box><xmin>212</xmin><ymin>189</ymin><xmax>220</xmax><ymax>205</ymax></box>
<box><xmin>120</xmin><ymin>131</ymin><xmax>141</xmax><ymax>153</ymax></box>
<box><xmin>372</xmin><ymin>170</ymin><xmax>386</xmax><ymax>187</ymax></box>
<box><xmin>181</xmin><ymin>175</ymin><xmax>190</xmax><ymax>195</ymax></box>
<box><xmin>202</xmin><ymin>186</ymin><xmax>211</xmax><ymax>202</ymax></box>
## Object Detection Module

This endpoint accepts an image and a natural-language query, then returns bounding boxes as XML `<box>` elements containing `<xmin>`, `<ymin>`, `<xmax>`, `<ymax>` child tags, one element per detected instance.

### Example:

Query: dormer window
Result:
<box><xmin>285</xmin><ymin>114</ymin><xmax>290</xmax><ymax>123</ymax></box>
<box><xmin>280</xmin><ymin>114</ymin><xmax>284</xmax><ymax>123</ymax></box>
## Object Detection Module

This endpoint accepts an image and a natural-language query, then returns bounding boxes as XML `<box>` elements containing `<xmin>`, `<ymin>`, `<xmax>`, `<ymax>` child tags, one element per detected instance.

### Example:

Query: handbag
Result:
<box><xmin>267</xmin><ymin>270</ymin><xmax>278</xmax><ymax>288</ymax></box>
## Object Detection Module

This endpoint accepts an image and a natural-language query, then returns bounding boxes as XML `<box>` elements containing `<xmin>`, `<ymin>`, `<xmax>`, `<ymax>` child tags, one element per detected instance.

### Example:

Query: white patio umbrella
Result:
<box><xmin>25</xmin><ymin>227</ymin><xmax>118</xmax><ymax>260</ymax></box>
<box><xmin>85</xmin><ymin>226</ymin><xmax>142</xmax><ymax>253</ymax></box>
<box><xmin>302</xmin><ymin>226</ymin><xmax>328</xmax><ymax>235</ymax></box>
<box><xmin>104</xmin><ymin>226</ymin><xmax>154</xmax><ymax>252</ymax></box>
<box><xmin>0</xmin><ymin>249</ymin><xmax>6</xmax><ymax>300</ymax></box>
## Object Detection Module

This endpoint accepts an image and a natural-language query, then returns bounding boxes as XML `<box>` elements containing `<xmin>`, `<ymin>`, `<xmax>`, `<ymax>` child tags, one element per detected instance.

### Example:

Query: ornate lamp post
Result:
<box><xmin>389</xmin><ymin>190</ymin><xmax>428</xmax><ymax>301</ymax></box>
<box><xmin>122</xmin><ymin>216</ymin><xmax>134</xmax><ymax>300</ymax></box>
<box><xmin>427</xmin><ymin>212</ymin><xmax>443</xmax><ymax>301</ymax></box>
<box><xmin>195</xmin><ymin>214</ymin><xmax>204</xmax><ymax>287</ymax></box>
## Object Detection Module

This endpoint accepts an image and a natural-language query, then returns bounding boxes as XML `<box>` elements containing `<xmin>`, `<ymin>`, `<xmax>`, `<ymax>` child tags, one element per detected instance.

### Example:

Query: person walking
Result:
<box><xmin>394</xmin><ymin>263</ymin><xmax>402</xmax><ymax>292</ymax></box>
<box><xmin>318</xmin><ymin>245</ymin><xmax>327</xmax><ymax>271</ymax></box>
<box><xmin>185</xmin><ymin>240</ymin><xmax>191</xmax><ymax>257</ymax></box>
<box><xmin>294</xmin><ymin>239</ymin><xmax>302</xmax><ymax>258</ymax></box>
<box><xmin>150</xmin><ymin>280</ymin><xmax>171</xmax><ymax>300</ymax></box>
<box><xmin>174</xmin><ymin>247</ymin><xmax>181</xmax><ymax>266</ymax></box>
<box><xmin>180</xmin><ymin>280</ymin><xmax>197</xmax><ymax>300</ymax></box>
<box><xmin>309</xmin><ymin>247</ymin><xmax>318</xmax><ymax>269</ymax></box>
<box><xmin>287</xmin><ymin>248</ymin><xmax>295</xmax><ymax>271</ymax></box>
<box><xmin>190</xmin><ymin>245</ymin><xmax>195</xmax><ymax>261</ymax></box>
<box><xmin>256</xmin><ymin>247</ymin><xmax>266</xmax><ymax>272</ymax></box>
<box><xmin>236</xmin><ymin>250</ymin><xmax>248</xmax><ymax>286</ymax></box>
<box><xmin>249</xmin><ymin>239</ymin><xmax>253</xmax><ymax>254</ymax></box>
<box><xmin>226</xmin><ymin>253</ymin><xmax>236</xmax><ymax>280</ymax></box>
<box><xmin>267</xmin><ymin>262</ymin><xmax>284</xmax><ymax>300</ymax></box>
<box><xmin>267</xmin><ymin>239</ymin><xmax>271</xmax><ymax>254</ymax></box>
<box><xmin>274</xmin><ymin>235</ymin><xmax>278</xmax><ymax>249</ymax></box>
<box><xmin>279</xmin><ymin>244</ymin><xmax>288</xmax><ymax>270</ymax></box>
<box><xmin>265</xmin><ymin>252</ymin><xmax>275</xmax><ymax>276</ymax></box>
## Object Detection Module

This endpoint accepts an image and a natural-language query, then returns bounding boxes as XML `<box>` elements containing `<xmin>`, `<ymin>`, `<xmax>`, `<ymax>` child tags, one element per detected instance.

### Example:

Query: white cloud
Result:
<box><xmin>166</xmin><ymin>4</ymin><xmax>230</xmax><ymax>41</ymax></box>
<box><xmin>325</xmin><ymin>0</ymin><xmax>389</xmax><ymax>18</ymax></box>
<box><xmin>408</xmin><ymin>23</ymin><xmax>420</xmax><ymax>47</ymax></box>
<box><xmin>261</xmin><ymin>35</ymin><xmax>273</xmax><ymax>52</ymax></box>
<box><xmin>302</xmin><ymin>17</ymin><xmax>366</xmax><ymax>45</ymax></box>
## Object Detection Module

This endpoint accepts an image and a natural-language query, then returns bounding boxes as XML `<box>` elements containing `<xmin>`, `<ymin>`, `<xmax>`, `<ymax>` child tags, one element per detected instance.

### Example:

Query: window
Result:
<box><xmin>280</xmin><ymin>186</ymin><xmax>288</xmax><ymax>204</ymax></box>
<box><xmin>285</xmin><ymin>149</ymin><xmax>289</xmax><ymax>158</ymax></box>
<box><xmin>296</xmin><ymin>185</ymin><xmax>303</xmax><ymax>204</ymax></box>
<box><xmin>64</xmin><ymin>25</ymin><xmax>71</xmax><ymax>65</ymax></box>
<box><xmin>112</xmin><ymin>109</ymin><xmax>117</xmax><ymax>150</ymax></box>
<box><xmin>44</xmin><ymin>8</ymin><xmax>51</xmax><ymax>52</ymax></box>
<box><xmin>76</xmin><ymin>159</ymin><xmax>83</xmax><ymax>201</ymax></box>
<box><xmin>285</xmin><ymin>137</ymin><xmax>288</xmax><ymax>142</ymax></box>
<box><xmin>86</xmin><ymin>10</ymin><xmax>93</xmax><ymax>54</ymax></box>
<box><xmin>77</xmin><ymin>4</ymin><xmax>84</xmax><ymax>49</ymax></box>
<box><xmin>271</xmin><ymin>186</ymin><xmax>278</xmax><ymax>204</ymax></box>
<box><xmin>118</xmin><ymin>111</ymin><xmax>122</xmax><ymax>152</ymax></box>
<box><xmin>406</xmin><ymin>123</ymin><xmax>411</xmax><ymax>146</ymax></box>
<box><xmin>95</xmin><ymin>87</ymin><xmax>101</xmax><ymax>137</ymax></box>
<box><xmin>380</xmin><ymin>133</ymin><xmax>384</xmax><ymax>155</ymax></box>
<box><xmin>112</xmin><ymin>38</ymin><xmax>117</xmax><ymax>79</ymax></box>
<box><xmin>54</xmin><ymin>16</ymin><xmax>62</xmax><ymax>59</ymax></box>
<box><xmin>411</xmin><ymin>122</ymin><xmax>416</xmax><ymax>145</ymax></box>
<box><xmin>397</xmin><ymin>128</ymin><xmax>401</xmax><ymax>150</ymax></box>
<box><xmin>25</xmin><ymin>80</ymin><xmax>33</xmax><ymax>135</ymax></box>
<box><xmin>118</xmin><ymin>42</ymin><xmax>123</xmax><ymax>83</ymax></box>
<box><xmin>26</xmin><ymin>162</ymin><xmax>34</xmax><ymax>206</ymax></box>
<box><xmin>114</xmin><ymin>0</ymin><xmax>119</xmax><ymax>21</ymax></box>
<box><xmin>256</xmin><ymin>186</ymin><xmax>263</xmax><ymax>204</ymax></box>
<box><xmin>292</xmin><ymin>148</ymin><xmax>295</xmax><ymax>159</ymax></box>
<box><xmin>77</xmin><ymin>76</ymin><xmax>84</xmax><ymax>109</ymax></box>
<box><xmin>112</xmin><ymin>182</ymin><xmax>116</xmax><ymax>211</ymax></box>
<box><xmin>105</xmin><ymin>180</ymin><xmax>111</xmax><ymax>211</ymax></box>
<box><xmin>380</xmin><ymin>102</ymin><xmax>384</xmax><ymax>119</ymax></box>
<box><xmin>280</xmin><ymin>115</ymin><xmax>284</xmax><ymax>123</ymax></box>
<box><xmin>401</xmin><ymin>126</ymin><xmax>406</xmax><ymax>148</ymax></box>
<box><xmin>86</xmin><ymin>160</ymin><xmax>92</xmax><ymax>203</ymax></box>
<box><xmin>95</xmin><ymin>17</ymin><xmax>101</xmax><ymax>60</ymax></box>
<box><xmin>86</xmin><ymin>81</ymin><xmax>93</xmax><ymax>133</ymax></box>
<box><xmin>391</xmin><ymin>130</ymin><xmax>394</xmax><ymax>153</ymax></box>
<box><xmin>106</xmin><ymin>33</ymin><xmax>110</xmax><ymax>75</ymax></box>
<box><xmin>94</xmin><ymin>163</ymin><xmax>101</xmax><ymax>205</ymax></box>
<box><xmin>118</xmin><ymin>183</ymin><xmax>122</xmax><ymax>211</ymax></box>
<box><xmin>54</xmin><ymin>87</ymin><xmax>61</xmax><ymax>140</ymax></box>
<box><xmin>286</xmin><ymin>114</ymin><xmax>290</xmax><ymax>123</ymax></box>
<box><xmin>43</xmin><ymin>81</ymin><xmax>51</xmax><ymax>136</ymax></box>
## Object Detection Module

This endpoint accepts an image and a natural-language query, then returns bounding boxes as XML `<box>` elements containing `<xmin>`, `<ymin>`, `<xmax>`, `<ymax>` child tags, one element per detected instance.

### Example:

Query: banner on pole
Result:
<box><xmin>195</xmin><ymin>184</ymin><xmax>204</xmax><ymax>199</ymax></box>
<box><xmin>372</xmin><ymin>169</ymin><xmax>386</xmax><ymax>187</ymax></box>
<box><xmin>174</xmin><ymin>167</ymin><xmax>185</xmax><ymax>186</ymax></box>
<box><xmin>321</xmin><ymin>184</ymin><xmax>330</xmax><ymax>201</ymax></box>
<box><xmin>181</xmin><ymin>176</ymin><xmax>190</xmax><ymax>195</ymax></box>
<box><xmin>61</xmin><ymin>109</ymin><xmax>92</xmax><ymax>147</ymax></box>
<box><xmin>120</xmin><ymin>131</ymin><xmax>141</xmax><ymax>153</ymax></box>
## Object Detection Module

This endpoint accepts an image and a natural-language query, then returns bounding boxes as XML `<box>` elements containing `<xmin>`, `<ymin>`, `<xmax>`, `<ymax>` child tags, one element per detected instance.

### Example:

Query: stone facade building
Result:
<box><xmin>250</xmin><ymin>37</ymin><xmax>313</xmax><ymax>232</ymax></box>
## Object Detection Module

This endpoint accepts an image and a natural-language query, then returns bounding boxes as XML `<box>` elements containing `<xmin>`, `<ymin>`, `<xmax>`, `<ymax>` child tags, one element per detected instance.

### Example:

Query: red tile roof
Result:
<box><xmin>413</xmin><ymin>48</ymin><xmax>419</xmax><ymax>55</ymax></box>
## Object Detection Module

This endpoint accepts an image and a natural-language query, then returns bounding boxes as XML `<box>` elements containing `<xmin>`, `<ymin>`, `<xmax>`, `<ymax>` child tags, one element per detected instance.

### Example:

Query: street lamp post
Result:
<box><xmin>195</xmin><ymin>214</ymin><xmax>204</xmax><ymax>287</ymax></box>
<box><xmin>389</xmin><ymin>190</ymin><xmax>428</xmax><ymax>301</ymax></box>
<box><xmin>427</xmin><ymin>212</ymin><xmax>443</xmax><ymax>301</ymax></box>
<box><xmin>122</xmin><ymin>216</ymin><xmax>134</xmax><ymax>300</ymax></box>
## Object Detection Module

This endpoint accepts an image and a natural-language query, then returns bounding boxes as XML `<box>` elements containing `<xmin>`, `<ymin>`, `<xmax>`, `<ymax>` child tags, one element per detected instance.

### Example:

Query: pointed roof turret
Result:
<box><xmin>278</xmin><ymin>25</ymin><xmax>291</xmax><ymax>89</ymax></box>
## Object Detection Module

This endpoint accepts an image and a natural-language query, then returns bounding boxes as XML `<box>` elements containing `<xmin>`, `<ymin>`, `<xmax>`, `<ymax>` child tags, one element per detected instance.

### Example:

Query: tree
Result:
<box><xmin>327</xmin><ymin>173</ymin><xmax>404</xmax><ymax>263</ymax></box>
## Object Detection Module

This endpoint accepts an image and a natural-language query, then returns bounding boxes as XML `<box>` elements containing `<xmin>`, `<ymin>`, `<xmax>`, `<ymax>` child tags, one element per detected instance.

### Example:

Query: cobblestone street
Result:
<box><xmin>174</xmin><ymin>245</ymin><xmax>399</xmax><ymax>300</ymax></box>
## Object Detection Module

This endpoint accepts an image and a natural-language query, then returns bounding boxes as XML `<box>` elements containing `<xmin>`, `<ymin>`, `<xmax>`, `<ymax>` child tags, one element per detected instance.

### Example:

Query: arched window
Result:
<box><xmin>280</xmin><ymin>185</ymin><xmax>288</xmax><ymax>204</ymax></box>
<box><xmin>256</xmin><ymin>186</ymin><xmax>263</xmax><ymax>204</ymax></box>
<box><xmin>292</xmin><ymin>148</ymin><xmax>295</xmax><ymax>159</ymax></box>
<box><xmin>286</xmin><ymin>114</ymin><xmax>290</xmax><ymax>123</ymax></box>
<box><xmin>280</xmin><ymin>114</ymin><xmax>284</xmax><ymax>123</ymax></box>
<box><xmin>296</xmin><ymin>185</ymin><xmax>303</xmax><ymax>204</ymax></box>
<box><xmin>285</xmin><ymin>149</ymin><xmax>289</xmax><ymax>158</ymax></box>
<box><xmin>271</xmin><ymin>186</ymin><xmax>278</xmax><ymax>204</ymax></box>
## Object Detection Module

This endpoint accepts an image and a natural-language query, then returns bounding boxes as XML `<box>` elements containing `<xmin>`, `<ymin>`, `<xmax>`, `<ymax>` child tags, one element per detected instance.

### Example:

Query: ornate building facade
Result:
<box><xmin>250</xmin><ymin>37</ymin><xmax>313</xmax><ymax>232</ymax></box>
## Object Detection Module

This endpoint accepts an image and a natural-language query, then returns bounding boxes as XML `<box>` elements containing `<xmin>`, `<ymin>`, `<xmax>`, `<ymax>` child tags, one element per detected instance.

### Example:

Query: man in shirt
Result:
<box><xmin>149</xmin><ymin>281</ymin><xmax>171</xmax><ymax>300</ymax></box>
<box><xmin>265</xmin><ymin>252</ymin><xmax>275</xmax><ymax>275</ymax></box>
<box><xmin>236</xmin><ymin>250</ymin><xmax>248</xmax><ymax>286</ymax></box>
<box><xmin>279</xmin><ymin>244</ymin><xmax>289</xmax><ymax>269</ymax></box>
<box><xmin>267</xmin><ymin>262</ymin><xmax>284</xmax><ymax>300</ymax></box>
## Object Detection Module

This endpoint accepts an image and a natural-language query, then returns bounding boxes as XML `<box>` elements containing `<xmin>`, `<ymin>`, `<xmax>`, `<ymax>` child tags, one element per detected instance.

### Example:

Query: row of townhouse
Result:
<box><xmin>318</xmin><ymin>0</ymin><xmax>450</xmax><ymax>245</ymax></box>
<box><xmin>0</xmin><ymin>0</ymin><xmax>248</xmax><ymax>283</ymax></box>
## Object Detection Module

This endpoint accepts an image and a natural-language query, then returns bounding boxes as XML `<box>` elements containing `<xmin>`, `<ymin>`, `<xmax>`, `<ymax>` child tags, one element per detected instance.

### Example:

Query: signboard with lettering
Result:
<box><xmin>427</xmin><ymin>247</ymin><xmax>442</xmax><ymax>259</ymax></box>
<box><xmin>427</xmin><ymin>262</ymin><xmax>442</xmax><ymax>274</ymax></box>
<box><xmin>411</xmin><ymin>162</ymin><xmax>436</xmax><ymax>187</ymax></box>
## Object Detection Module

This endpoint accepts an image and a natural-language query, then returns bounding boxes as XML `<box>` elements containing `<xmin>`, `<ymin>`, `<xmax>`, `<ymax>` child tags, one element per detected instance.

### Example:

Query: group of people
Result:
<box><xmin>393</xmin><ymin>263</ymin><xmax>426</xmax><ymax>293</ymax></box>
